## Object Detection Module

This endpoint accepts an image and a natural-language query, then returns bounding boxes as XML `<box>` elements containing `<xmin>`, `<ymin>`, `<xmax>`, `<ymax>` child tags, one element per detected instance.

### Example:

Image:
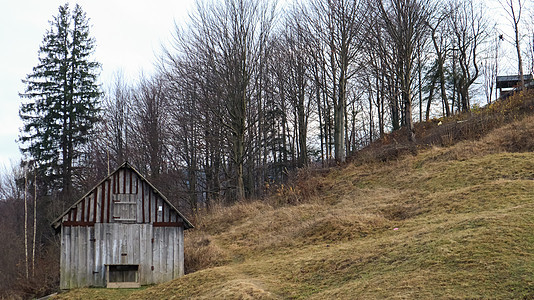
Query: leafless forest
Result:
<box><xmin>1</xmin><ymin>0</ymin><xmax>531</xmax><ymax>298</ymax></box>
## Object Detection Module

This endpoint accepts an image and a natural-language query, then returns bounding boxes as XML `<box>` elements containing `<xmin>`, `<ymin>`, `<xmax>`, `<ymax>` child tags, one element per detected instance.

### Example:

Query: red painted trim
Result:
<box><xmin>153</xmin><ymin>221</ymin><xmax>183</xmax><ymax>227</ymax></box>
<box><xmin>63</xmin><ymin>221</ymin><xmax>95</xmax><ymax>227</ymax></box>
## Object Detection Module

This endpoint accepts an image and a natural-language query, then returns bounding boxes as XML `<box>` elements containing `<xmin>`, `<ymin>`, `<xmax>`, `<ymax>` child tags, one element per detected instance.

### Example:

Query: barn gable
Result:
<box><xmin>52</xmin><ymin>162</ymin><xmax>193</xmax><ymax>230</ymax></box>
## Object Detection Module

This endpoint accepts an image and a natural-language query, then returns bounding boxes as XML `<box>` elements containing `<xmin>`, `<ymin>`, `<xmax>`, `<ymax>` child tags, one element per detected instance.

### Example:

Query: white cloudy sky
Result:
<box><xmin>0</xmin><ymin>0</ymin><xmax>194</xmax><ymax>168</ymax></box>
<box><xmin>0</xmin><ymin>0</ymin><xmax>524</xmax><ymax>170</ymax></box>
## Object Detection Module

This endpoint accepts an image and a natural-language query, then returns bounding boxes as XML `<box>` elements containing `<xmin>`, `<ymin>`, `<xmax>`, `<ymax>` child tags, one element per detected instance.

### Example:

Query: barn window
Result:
<box><xmin>112</xmin><ymin>194</ymin><xmax>137</xmax><ymax>222</ymax></box>
<box><xmin>105</xmin><ymin>264</ymin><xmax>140</xmax><ymax>288</ymax></box>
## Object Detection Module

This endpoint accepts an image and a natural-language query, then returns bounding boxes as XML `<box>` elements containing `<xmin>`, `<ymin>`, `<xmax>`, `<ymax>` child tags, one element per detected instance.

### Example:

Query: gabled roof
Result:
<box><xmin>52</xmin><ymin>161</ymin><xmax>194</xmax><ymax>230</ymax></box>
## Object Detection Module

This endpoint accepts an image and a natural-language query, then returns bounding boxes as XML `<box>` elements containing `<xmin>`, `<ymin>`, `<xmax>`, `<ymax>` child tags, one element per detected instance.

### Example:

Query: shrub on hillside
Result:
<box><xmin>184</xmin><ymin>232</ymin><xmax>229</xmax><ymax>274</ymax></box>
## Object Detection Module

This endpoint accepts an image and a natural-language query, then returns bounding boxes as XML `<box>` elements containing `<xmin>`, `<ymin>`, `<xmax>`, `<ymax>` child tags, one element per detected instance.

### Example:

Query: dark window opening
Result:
<box><xmin>106</xmin><ymin>264</ymin><xmax>140</xmax><ymax>288</ymax></box>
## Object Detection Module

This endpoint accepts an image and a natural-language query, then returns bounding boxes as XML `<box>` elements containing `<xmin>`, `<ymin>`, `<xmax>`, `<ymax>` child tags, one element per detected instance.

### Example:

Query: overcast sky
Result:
<box><xmin>0</xmin><ymin>0</ymin><xmax>194</xmax><ymax>168</ymax></box>
<box><xmin>0</xmin><ymin>0</ymin><xmax>524</xmax><ymax>170</ymax></box>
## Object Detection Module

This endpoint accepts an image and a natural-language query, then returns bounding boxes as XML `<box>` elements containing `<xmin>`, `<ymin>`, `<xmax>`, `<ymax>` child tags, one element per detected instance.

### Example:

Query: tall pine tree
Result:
<box><xmin>19</xmin><ymin>4</ymin><xmax>101</xmax><ymax>199</ymax></box>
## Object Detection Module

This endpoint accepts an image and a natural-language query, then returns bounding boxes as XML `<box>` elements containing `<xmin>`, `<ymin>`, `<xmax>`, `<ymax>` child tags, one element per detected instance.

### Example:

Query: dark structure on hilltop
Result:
<box><xmin>496</xmin><ymin>74</ymin><xmax>533</xmax><ymax>98</ymax></box>
<box><xmin>52</xmin><ymin>162</ymin><xmax>194</xmax><ymax>289</ymax></box>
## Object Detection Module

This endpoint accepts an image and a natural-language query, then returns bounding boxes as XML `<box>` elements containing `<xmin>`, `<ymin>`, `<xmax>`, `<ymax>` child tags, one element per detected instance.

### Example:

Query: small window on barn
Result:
<box><xmin>106</xmin><ymin>264</ymin><xmax>140</xmax><ymax>288</ymax></box>
<box><xmin>112</xmin><ymin>194</ymin><xmax>137</xmax><ymax>223</ymax></box>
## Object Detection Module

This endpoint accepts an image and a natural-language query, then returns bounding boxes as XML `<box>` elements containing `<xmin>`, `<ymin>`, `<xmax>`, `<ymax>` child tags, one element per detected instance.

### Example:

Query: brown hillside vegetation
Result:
<box><xmin>55</xmin><ymin>93</ymin><xmax>534</xmax><ymax>299</ymax></box>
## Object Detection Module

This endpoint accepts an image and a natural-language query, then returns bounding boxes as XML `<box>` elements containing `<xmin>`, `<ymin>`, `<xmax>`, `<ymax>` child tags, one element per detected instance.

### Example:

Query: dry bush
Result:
<box><xmin>184</xmin><ymin>232</ymin><xmax>229</xmax><ymax>274</ymax></box>
<box><xmin>6</xmin><ymin>244</ymin><xmax>60</xmax><ymax>300</ymax></box>
<box><xmin>489</xmin><ymin>117</ymin><xmax>534</xmax><ymax>152</ymax></box>
<box><xmin>265</xmin><ymin>167</ymin><xmax>332</xmax><ymax>206</ymax></box>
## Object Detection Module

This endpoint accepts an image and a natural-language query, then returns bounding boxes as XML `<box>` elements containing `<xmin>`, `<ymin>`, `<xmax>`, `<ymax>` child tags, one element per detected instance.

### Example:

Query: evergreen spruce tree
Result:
<box><xmin>19</xmin><ymin>4</ymin><xmax>101</xmax><ymax>199</ymax></box>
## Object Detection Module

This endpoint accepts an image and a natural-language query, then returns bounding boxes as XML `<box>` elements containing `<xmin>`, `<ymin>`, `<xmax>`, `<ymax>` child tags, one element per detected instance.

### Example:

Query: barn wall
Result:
<box><xmin>60</xmin><ymin>226</ymin><xmax>95</xmax><ymax>289</ymax></box>
<box><xmin>60</xmin><ymin>223</ymin><xmax>184</xmax><ymax>288</ymax></box>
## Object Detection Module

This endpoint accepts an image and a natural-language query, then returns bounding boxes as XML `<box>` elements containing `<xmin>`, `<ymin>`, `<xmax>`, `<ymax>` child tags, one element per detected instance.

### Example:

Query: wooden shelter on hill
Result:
<box><xmin>52</xmin><ymin>162</ymin><xmax>194</xmax><ymax>289</ymax></box>
<box><xmin>496</xmin><ymin>74</ymin><xmax>533</xmax><ymax>97</ymax></box>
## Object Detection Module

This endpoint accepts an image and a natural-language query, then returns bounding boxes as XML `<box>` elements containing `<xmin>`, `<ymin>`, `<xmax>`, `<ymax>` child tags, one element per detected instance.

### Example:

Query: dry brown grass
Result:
<box><xmin>184</xmin><ymin>232</ymin><xmax>229</xmax><ymax>274</ymax></box>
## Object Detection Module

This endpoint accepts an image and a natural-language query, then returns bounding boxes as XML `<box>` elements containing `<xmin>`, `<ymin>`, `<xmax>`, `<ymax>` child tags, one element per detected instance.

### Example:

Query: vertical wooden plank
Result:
<box><xmin>139</xmin><ymin>224</ymin><xmax>146</xmax><ymax>285</ymax></box>
<box><xmin>153</xmin><ymin>227</ymin><xmax>160</xmax><ymax>283</ymax></box>
<box><xmin>178</xmin><ymin>226</ymin><xmax>184</xmax><ymax>277</ymax></box>
<box><xmin>155</xmin><ymin>193</ymin><xmax>159</xmax><ymax>223</ymax></box>
<box><xmin>167</xmin><ymin>228</ymin><xmax>174</xmax><ymax>281</ymax></box>
<box><xmin>105</xmin><ymin>224</ymin><xmax>111</xmax><ymax>268</ymax></box>
<box><xmin>65</xmin><ymin>226</ymin><xmax>71</xmax><ymax>288</ymax></box>
<box><xmin>99</xmin><ymin>224</ymin><xmax>106</xmax><ymax>286</ymax></box>
<box><xmin>128</xmin><ymin>225</ymin><xmax>134</xmax><ymax>264</ymax></box>
<box><xmin>161</xmin><ymin>227</ymin><xmax>167</xmax><ymax>282</ymax></box>
<box><xmin>117</xmin><ymin>171</ymin><xmax>121</xmax><ymax>194</ymax></box>
<box><xmin>93</xmin><ymin>224</ymin><xmax>100</xmax><ymax>286</ymax></box>
<box><xmin>173</xmin><ymin>226</ymin><xmax>180</xmax><ymax>279</ymax></box>
<box><xmin>134</xmin><ymin>224</ymin><xmax>140</xmax><ymax>264</ymax></box>
<box><xmin>94</xmin><ymin>188</ymin><xmax>99</xmax><ymax>223</ymax></box>
<box><xmin>160</xmin><ymin>227</ymin><xmax>167</xmax><ymax>282</ymax></box>
<box><xmin>141</xmin><ymin>182</ymin><xmax>145</xmax><ymax>223</ymax></box>
<box><xmin>162</xmin><ymin>199</ymin><xmax>165</xmax><ymax>222</ymax></box>
<box><xmin>85</xmin><ymin>197</ymin><xmax>90</xmax><ymax>222</ymax></box>
<box><xmin>60</xmin><ymin>227</ymin><xmax>68</xmax><ymax>289</ymax></box>
<box><xmin>79</xmin><ymin>227</ymin><xmax>85</xmax><ymax>287</ymax></box>
<box><xmin>113</xmin><ymin>172</ymin><xmax>117</xmax><ymax>194</ymax></box>
<box><xmin>123</xmin><ymin>169</ymin><xmax>126</xmax><ymax>194</ymax></box>
<box><xmin>86</xmin><ymin>197</ymin><xmax>91</xmax><ymax>223</ymax></box>
<box><xmin>107</xmin><ymin>180</ymin><xmax>111</xmax><ymax>223</ymax></box>
<box><xmin>71</xmin><ymin>226</ymin><xmax>78</xmax><ymax>287</ymax></box>
<box><xmin>148</xmin><ymin>189</ymin><xmax>152</xmax><ymax>223</ymax></box>
<box><xmin>101</xmin><ymin>182</ymin><xmax>106</xmax><ymax>223</ymax></box>
<box><xmin>129</xmin><ymin>169</ymin><xmax>133</xmax><ymax>194</ymax></box>
<box><xmin>147</xmin><ymin>224</ymin><xmax>154</xmax><ymax>284</ymax></box>
<box><xmin>87</xmin><ymin>227</ymin><xmax>93</xmax><ymax>287</ymax></box>
<box><xmin>80</xmin><ymin>199</ymin><xmax>85</xmax><ymax>223</ymax></box>
<box><xmin>68</xmin><ymin>226</ymin><xmax>74</xmax><ymax>288</ymax></box>
<box><xmin>112</xmin><ymin>224</ymin><xmax>119</xmax><ymax>264</ymax></box>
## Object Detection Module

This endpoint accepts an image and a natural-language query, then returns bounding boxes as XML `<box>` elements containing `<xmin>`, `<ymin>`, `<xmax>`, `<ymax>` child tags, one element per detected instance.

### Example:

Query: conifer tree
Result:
<box><xmin>19</xmin><ymin>4</ymin><xmax>101</xmax><ymax>198</ymax></box>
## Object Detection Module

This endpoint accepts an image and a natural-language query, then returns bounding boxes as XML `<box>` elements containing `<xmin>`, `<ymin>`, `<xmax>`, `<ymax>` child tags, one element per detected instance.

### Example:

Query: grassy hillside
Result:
<box><xmin>55</xmin><ymin>102</ymin><xmax>534</xmax><ymax>299</ymax></box>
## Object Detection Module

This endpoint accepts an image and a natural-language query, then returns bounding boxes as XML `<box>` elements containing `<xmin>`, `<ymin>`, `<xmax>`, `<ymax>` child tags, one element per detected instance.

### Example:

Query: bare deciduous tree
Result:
<box><xmin>499</xmin><ymin>0</ymin><xmax>527</xmax><ymax>89</ymax></box>
<box><xmin>376</xmin><ymin>0</ymin><xmax>431</xmax><ymax>141</ymax></box>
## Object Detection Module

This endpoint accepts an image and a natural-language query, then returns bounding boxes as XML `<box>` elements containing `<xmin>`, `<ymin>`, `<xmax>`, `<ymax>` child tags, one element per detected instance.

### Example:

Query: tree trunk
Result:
<box><xmin>32</xmin><ymin>171</ymin><xmax>37</xmax><ymax>277</ymax></box>
<box><xmin>24</xmin><ymin>168</ymin><xmax>28</xmax><ymax>279</ymax></box>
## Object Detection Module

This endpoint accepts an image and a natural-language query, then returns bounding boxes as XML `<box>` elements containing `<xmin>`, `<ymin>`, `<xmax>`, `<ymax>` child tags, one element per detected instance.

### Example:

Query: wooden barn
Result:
<box><xmin>52</xmin><ymin>162</ymin><xmax>194</xmax><ymax>289</ymax></box>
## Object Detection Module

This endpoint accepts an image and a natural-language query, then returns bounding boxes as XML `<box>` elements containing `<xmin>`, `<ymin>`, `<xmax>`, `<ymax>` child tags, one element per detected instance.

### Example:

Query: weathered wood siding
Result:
<box><xmin>59</xmin><ymin>166</ymin><xmax>186</xmax><ymax>289</ymax></box>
